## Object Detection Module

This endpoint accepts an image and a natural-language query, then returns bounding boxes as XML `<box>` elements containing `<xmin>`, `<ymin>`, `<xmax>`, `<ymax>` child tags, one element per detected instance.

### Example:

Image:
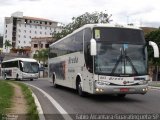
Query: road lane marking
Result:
<box><xmin>32</xmin><ymin>92</ymin><xmax>46</xmax><ymax>120</ymax></box>
<box><xmin>25</xmin><ymin>83</ymin><xmax>73</xmax><ymax>120</ymax></box>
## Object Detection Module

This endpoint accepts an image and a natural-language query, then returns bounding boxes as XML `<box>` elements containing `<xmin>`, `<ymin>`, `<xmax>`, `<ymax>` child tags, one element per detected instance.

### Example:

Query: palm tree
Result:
<box><xmin>33</xmin><ymin>49</ymin><xmax>49</xmax><ymax>77</ymax></box>
<box><xmin>3</xmin><ymin>40</ymin><xmax>12</xmax><ymax>53</ymax></box>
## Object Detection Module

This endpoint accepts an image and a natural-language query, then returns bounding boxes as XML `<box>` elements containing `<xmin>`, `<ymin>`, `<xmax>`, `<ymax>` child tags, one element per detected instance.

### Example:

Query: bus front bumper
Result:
<box><xmin>94</xmin><ymin>84</ymin><xmax>148</xmax><ymax>95</ymax></box>
<box><xmin>22</xmin><ymin>73</ymin><xmax>38</xmax><ymax>79</ymax></box>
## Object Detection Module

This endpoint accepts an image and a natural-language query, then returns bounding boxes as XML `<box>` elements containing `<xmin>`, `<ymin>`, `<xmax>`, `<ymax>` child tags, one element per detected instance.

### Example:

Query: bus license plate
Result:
<box><xmin>120</xmin><ymin>88</ymin><xmax>129</xmax><ymax>92</ymax></box>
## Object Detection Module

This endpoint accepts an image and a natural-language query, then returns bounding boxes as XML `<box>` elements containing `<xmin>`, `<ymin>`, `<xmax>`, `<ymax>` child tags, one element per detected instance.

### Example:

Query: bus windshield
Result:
<box><xmin>22</xmin><ymin>62</ymin><xmax>39</xmax><ymax>73</ymax></box>
<box><xmin>95</xmin><ymin>43</ymin><xmax>147</xmax><ymax>76</ymax></box>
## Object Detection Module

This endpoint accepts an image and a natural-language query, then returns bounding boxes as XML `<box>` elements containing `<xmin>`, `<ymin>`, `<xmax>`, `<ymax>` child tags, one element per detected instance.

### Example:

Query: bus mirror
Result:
<box><xmin>149</xmin><ymin>41</ymin><xmax>159</xmax><ymax>58</ymax></box>
<box><xmin>21</xmin><ymin>62</ymin><xmax>24</xmax><ymax>67</ymax></box>
<box><xmin>90</xmin><ymin>39</ymin><xmax>97</xmax><ymax>56</ymax></box>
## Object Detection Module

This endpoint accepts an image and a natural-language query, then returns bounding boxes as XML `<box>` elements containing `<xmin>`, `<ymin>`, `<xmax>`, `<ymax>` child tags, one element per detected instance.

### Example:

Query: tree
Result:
<box><xmin>145</xmin><ymin>29</ymin><xmax>160</xmax><ymax>65</ymax></box>
<box><xmin>145</xmin><ymin>29</ymin><xmax>160</xmax><ymax>81</ymax></box>
<box><xmin>33</xmin><ymin>49</ymin><xmax>49</xmax><ymax>77</ymax></box>
<box><xmin>54</xmin><ymin>11</ymin><xmax>112</xmax><ymax>39</ymax></box>
<box><xmin>4</xmin><ymin>40</ymin><xmax>12</xmax><ymax>52</ymax></box>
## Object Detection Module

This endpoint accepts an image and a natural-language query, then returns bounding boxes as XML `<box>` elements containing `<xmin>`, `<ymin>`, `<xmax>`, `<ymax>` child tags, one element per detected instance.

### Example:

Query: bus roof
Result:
<box><xmin>2</xmin><ymin>58</ymin><xmax>38</xmax><ymax>63</ymax></box>
<box><xmin>50</xmin><ymin>23</ymin><xmax>142</xmax><ymax>47</ymax></box>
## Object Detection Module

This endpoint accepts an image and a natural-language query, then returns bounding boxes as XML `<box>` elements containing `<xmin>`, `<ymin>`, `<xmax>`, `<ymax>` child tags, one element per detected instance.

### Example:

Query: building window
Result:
<box><xmin>5</xmin><ymin>35</ymin><xmax>7</xmax><ymax>38</ymax></box>
<box><xmin>19</xmin><ymin>29</ymin><xmax>21</xmax><ymax>32</ymax></box>
<box><xmin>34</xmin><ymin>44</ymin><xmax>38</xmax><ymax>48</ymax></box>
<box><xmin>41</xmin><ymin>44</ymin><xmax>43</xmax><ymax>48</ymax></box>
<box><xmin>35</xmin><ymin>26</ymin><xmax>37</xmax><ymax>29</ymax></box>
<box><xmin>30</xmin><ymin>30</ymin><xmax>31</xmax><ymax>33</ymax></box>
<box><xmin>49</xmin><ymin>22</ymin><xmax>52</xmax><ymax>25</ymax></box>
<box><xmin>45</xmin><ymin>32</ymin><xmax>47</xmax><ymax>35</ymax></box>
<box><xmin>40</xmin><ymin>21</ymin><xmax>42</xmax><ymax>24</ymax></box>
<box><xmin>5</xmin><ymin>30</ymin><xmax>7</xmax><ymax>34</ymax></box>
<box><xmin>35</xmin><ymin>31</ymin><xmax>37</xmax><ymax>34</ymax></box>
<box><xmin>40</xmin><ymin>31</ymin><xmax>42</xmax><ymax>34</ymax></box>
<box><xmin>6</xmin><ymin>25</ymin><xmax>7</xmax><ymax>27</ymax></box>
<box><xmin>24</xmin><ymin>30</ymin><xmax>26</xmax><ymax>33</ymax></box>
<box><xmin>45</xmin><ymin>21</ymin><xmax>47</xmax><ymax>25</ymax></box>
<box><xmin>24</xmin><ymin>41</ymin><xmax>26</xmax><ymax>43</ymax></box>
<box><xmin>45</xmin><ymin>44</ymin><xmax>49</xmax><ymax>48</ymax></box>
<box><xmin>30</xmin><ymin>36</ymin><xmax>31</xmax><ymax>39</ymax></box>
<box><xmin>19</xmin><ymin>41</ymin><xmax>20</xmax><ymax>43</ymax></box>
<box><xmin>40</xmin><ymin>26</ymin><xmax>42</xmax><ymax>29</ymax></box>
<box><xmin>24</xmin><ymin>35</ymin><xmax>26</xmax><ymax>38</ymax></box>
<box><xmin>18</xmin><ymin>35</ymin><xmax>20</xmax><ymax>38</ymax></box>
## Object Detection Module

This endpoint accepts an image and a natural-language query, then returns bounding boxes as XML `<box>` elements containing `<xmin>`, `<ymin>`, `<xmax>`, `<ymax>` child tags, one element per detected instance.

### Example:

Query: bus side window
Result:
<box><xmin>84</xmin><ymin>28</ymin><xmax>93</xmax><ymax>73</ymax></box>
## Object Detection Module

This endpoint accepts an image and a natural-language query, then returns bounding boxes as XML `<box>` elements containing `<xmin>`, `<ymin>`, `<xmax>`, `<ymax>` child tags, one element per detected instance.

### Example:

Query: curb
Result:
<box><xmin>149</xmin><ymin>86</ymin><xmax>160</xmax><ymax>90</ymax></box>
<box><xmin>32</xmin><ymin>91</ymin><xmax>45</xmax><ymax>120</ymax></box>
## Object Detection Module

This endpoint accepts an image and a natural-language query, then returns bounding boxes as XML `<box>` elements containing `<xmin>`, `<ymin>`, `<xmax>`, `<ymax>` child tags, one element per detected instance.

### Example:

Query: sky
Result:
<box><xmin>0</xmin><ymin>0</ymin><xmax>160</xmax><ymax>34</ymax></box>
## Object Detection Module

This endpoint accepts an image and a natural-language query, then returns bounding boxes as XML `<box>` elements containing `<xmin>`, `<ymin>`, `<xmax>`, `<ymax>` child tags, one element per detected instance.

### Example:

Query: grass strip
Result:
<box><xmin>15</xmin><ymin>82</ymin><xmax>39</xmax><ymax>120</ymax></box>
<box><xmin>0</xmin><ymin>80</ymin><xmax>13</xmax><ymax>114</ymax></box>
<box><xmin>151</xmin><ymin>84</ymin><xmax>160</xmax><ymax>87</ymax></box>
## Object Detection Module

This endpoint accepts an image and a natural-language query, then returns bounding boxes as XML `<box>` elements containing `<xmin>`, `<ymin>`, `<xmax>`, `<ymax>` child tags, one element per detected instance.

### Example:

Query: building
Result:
<box><xmin>3</xmin><ymin>11</ymin><xmax>61</xmax><ymax>53</ymax></box>
<box><xmin>30</xmin><ymin>37</ymin><xmax>56</xmax><ymax>57</ymax></box>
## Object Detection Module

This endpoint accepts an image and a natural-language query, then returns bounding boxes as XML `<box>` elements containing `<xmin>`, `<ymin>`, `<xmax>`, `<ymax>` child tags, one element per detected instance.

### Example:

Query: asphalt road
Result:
<box><xmin>21</xmin><ymin>78</ymin><xmax>160</xmax><ymax>119</ymax></box>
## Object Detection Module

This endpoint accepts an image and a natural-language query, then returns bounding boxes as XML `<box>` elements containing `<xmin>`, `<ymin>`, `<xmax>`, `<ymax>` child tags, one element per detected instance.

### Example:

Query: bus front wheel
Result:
<box><xmin>76</xmin><ymin>78</ymin><xmax>85</xmax><ymax>97</ymax></box>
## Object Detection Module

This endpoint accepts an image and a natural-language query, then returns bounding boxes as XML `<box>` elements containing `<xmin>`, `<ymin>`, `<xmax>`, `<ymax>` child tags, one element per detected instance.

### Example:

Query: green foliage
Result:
<box><xmin>33</xmin><ymin>48</ymin><xmax>49</xmax><ymax>64</ymax></box>
<box><xmin>145</xmin><ymin>29</ymin><xmax>160</xmax><ymax>65</ymax></box>
<box><xmin>3</xmin><ymin>40</ymin><xmax>12</xmax><ymax>52</ymax></box>
<box><xmin>0</xmin><ymin>81</ymin><xmax>13</xmax><ymax>114</ymax></box>
<box><xmin>16</xmin><ymin>82</ymin><xmax>39</xmax><ymax>120</ymax></box>
<box><xmin>54</xmin><ymin>11</ymin><xmax>112</xmax><ymax>40</ymax></box>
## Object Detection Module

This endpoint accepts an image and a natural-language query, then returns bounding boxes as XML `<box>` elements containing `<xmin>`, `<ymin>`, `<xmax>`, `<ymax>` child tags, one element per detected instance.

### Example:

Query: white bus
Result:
<box><xmin>48</xmin><ymin>24</ymin><xmax>159</xmax><ymax>97</ymax></box>
<box><xmin>1</xmin><ymin>58</ymin><xmax>39</xmax><ymax>81</ymax></box>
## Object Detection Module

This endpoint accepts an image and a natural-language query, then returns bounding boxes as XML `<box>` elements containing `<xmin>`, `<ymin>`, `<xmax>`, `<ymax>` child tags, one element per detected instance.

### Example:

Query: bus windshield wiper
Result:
<box><xmin>125</xmin><ymin>55</ymin><xmax>138</xmax><ymax>75</ymax></box>
<box><xmin>111</xmin><ymin>48</ymin><xmax>138</xmax><ymax>75</ymax></box>
<box><xmin>111</xmin><ymin>54</ymin><xmax>123</xmax><ymax>74</ymax></box>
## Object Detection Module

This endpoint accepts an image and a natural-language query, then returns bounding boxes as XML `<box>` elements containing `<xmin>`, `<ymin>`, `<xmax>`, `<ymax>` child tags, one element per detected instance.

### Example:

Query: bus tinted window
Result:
<box><xmin>93</xmin><ymin>27</ymin><xmax>145</xmax><ymax>44</ymax></box>
<box><xmin>49</xmin><ymin>30</ymin><xmax>83</xmax><ymax>58</ymax></box>
<box><xmin>1</xmin><ymin>61</ymin><xmax>18</xmax><ymax>68</ymax></box>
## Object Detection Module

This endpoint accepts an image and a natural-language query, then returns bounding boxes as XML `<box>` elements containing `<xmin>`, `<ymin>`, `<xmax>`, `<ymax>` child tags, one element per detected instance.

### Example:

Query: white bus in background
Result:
<box><xmin>1</xmin><ymin>58</ymin><xmax>39</xmax><ymax>81</ymax></box>
<box><xmin>48</xmin><ymin>24</ymin><xmax>159</xmax><ymax>97</ymax></box>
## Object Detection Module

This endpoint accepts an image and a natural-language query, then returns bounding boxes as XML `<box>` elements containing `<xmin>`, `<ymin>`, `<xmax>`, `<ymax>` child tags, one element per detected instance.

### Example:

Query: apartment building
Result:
<box><xmin>3</xmin><ymin>11</ymin><xmax>61</xmax><ymax>53</ymax></box>
<box><xmin>30</xmin><ymin>37</ymin><xmax>57</xmax><ymax>57</ymax></box>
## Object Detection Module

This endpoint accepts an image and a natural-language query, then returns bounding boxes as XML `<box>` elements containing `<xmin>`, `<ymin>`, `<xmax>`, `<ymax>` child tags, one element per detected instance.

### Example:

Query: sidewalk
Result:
<box><xmin>148</xmin><ymin>81</ymin><xmax>160</xmax><ymax>90</ymax></box>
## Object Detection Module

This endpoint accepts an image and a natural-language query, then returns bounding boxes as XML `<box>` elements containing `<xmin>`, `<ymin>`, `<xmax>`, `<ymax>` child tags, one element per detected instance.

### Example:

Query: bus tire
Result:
<box><xmin>76</xmin><ymin>77</ymin><xmax>85</xmax><ymax>97</ymax></box>
<box><xmin>16</xmin><ymin>74</ymin><xmax>20</xmax><ymax>81</ymax></box>
<box><xmin>4</xmin><ymin>74</ymin><xmax>7</xmax><ymax>80</ymax></box>
<box><xmin>30</xmin><ymin>79</ymin><xmax>33</xmax><ymax>81</ymax></box>
<box><xmin>117</xmin><ymin>94</ymin><xmax>126</xmax><ymax>98</ymax></box>
<box><xmin>52</xmin><ymin>74</ymin><xmax>57</xmax><ymax>88</ymax></box>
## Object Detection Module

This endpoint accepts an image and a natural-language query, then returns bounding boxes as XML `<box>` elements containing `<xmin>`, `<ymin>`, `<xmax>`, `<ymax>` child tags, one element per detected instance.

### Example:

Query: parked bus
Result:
<box><xmin>48</xmin><ymin>24</ymin><xmax>159</xmax><ymax>97</ymax></box>
<box><xmin>1</xmin><ymin>58</ymin><xmax>39</xmax><ymax>81</ymax></box>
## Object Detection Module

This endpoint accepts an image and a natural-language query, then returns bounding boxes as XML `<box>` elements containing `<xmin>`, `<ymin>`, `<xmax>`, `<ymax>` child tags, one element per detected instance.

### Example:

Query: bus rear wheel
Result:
<box><xmin>52</xmin><ymin>75</ymin><xmax>57</xmax><ymax>88</ymax></box>
<box><xmin>4</xmin><ymin>74</ymin><xmax>7</xmax><ymax>80</ymax></box>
